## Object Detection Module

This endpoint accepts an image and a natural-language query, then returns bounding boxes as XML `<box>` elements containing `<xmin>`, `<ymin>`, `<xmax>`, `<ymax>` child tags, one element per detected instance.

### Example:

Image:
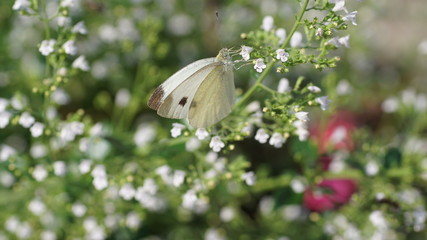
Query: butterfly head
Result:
<box><xmin>215</xmin><ymin>48</ymin><xmax>232</xmax><ymax>64</ymax></box>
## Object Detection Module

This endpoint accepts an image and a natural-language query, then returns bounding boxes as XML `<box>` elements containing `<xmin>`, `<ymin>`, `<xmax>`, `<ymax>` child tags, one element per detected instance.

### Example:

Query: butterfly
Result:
<box><xmin>148</xmin><ymin>48</ymin><xmax>235</xmax><ymax>128</ymax></box>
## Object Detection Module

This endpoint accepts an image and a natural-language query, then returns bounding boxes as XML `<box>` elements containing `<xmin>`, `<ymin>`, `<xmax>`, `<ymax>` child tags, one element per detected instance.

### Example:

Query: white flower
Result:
<box><xmin>343</xmin><ymin>11</ymin><xmax>358</xmax><ymax>26</ymax></box>
<box><xmin>155</xmin><ymin>165</ymin><xmax>173</xmax><ymax>184</ymax></box>
<box><xmin>0</xmin><ymin>171</ymin><xmax>15</xmax><ymax>187</ymax></box>
<box><xmin>5</xmin><ymin>216</ymin><xmax>20</xmax><ymax>232</ymax></box>
<box><xmin>126</xmin><ymin>212</ymin><xmax>141</xmax><ymax>229</ymax></box>
<box><xmin>330</xmin><ymin>0</ymin><xmax>347</xmax><ymax>12</ymax></box>
<box><xmin>209</xmin><ymin>136</ymin><xmax>225</xmax><ymax>152</ymax></box>
<box><xmin>293</xmin><ymin>120</ymin><xmax>309</xmax><ymax>141</ymax></box>
<box><xmin>315</xmin><ymin>96</ymin><xmax>331</xmax><ymax>111</ymax></box>
<box><xmin>59</xmin><ymin>121</ymin><xmax>85</xmax><ymax>142</ymax></box>
<box><xmin>63</xmin><ymin>40</ymin><xmax>77</xmax><ymax>55</ymax></box>
<box><xmin>92</xmin><ymin>164</ymin><xmax>107</xmax><ymax>178</ymax></box>
<box><xmin>19</xmin><ymin>112</ymin><xmax>35</xmax><ymax>128</ymax></box>
<box><xmin>72</xmin><ymin>55</ymin><xmax>90</xmax><ymax>71</ymax></box>
<box><xmin>336</xmin><ymin>80</ymin><xmax>352</xmax><ymax>95</ymax></box>
<box><xmin>30</xmin><ymin>143</ymin><xmax>47</xmax><ymax>158</ymax></box>
<box><xmin>57</xmin><ymin>16</ymin><xmax>71</xmax><ymax>27</ymax></box>
<box><xmin>269</xmin><ymin>132</ymin><xmax>286</xmax><ymax>148</ymax></box>
<box><xmin>28</xmin><ymin>199</ymin><xmax>46</xmax><ymax>216</ymax></box>
<box><xmin>307</xmin><ymin>85</ymin><xmax>321</xmax><ymax>93</ymax></box>
<box><xmin>119</xmin><ymin>183</ymin><xmax>136</xmax><ymax>200</ymax></box>
<box><xmin>338</xmin><ymin>35</ymin><xmax>350</xmax><ymax>48</ymax></box>
<box><xmin>261</xmin><ymin>15</ymin><xmax>274</xmax><ymax>31</ymax></box>
<box><xmin>282</xmin><ymin>205</ymin><xmax>303</xmax><ymax>221</ymax></box>
<box><xmin>255</xmin><ymin>129</ymin><xmax>269</xmax><ymax>144</ymax></box>
<box><xmin>53</xmin><ymin>161</ymin><xmax>67</xmax><ymax>176</ymax></box>
<box><xmin>115</xmin><ymin>88</ymin><xmax>131</xmax><ymax>107</ymax></box>
<box><xmin>369</xmin><ymin>211</ymin><xmax>388</xmax><ymax>229</ymax></box>
<box><xmin>40</xmin><ymin>231</ymin><xmax>56</xmax><ymax>240</ymax></box>
<box><xmin>315</xmin><ymin>28</ymin><xmax>323</xmax><ymax>37</ymax></box>
<box><xmin>134</xmin><ymin>123</ymin><xmax>156</xmax><ymax>147</ymax></box>
<box><xmin>254</xmin><ymin>58</ymin><xmax>266</xmax><ymax>73</ymax></box>
<box><xmin>39</xmin><ymin>39</ymin><xmax>56</xmax><ymax>56</ymax></box>
<box><xmin>72</xmin><ymin>202</ymin><xmax>87</xmax><ymax>217</ymax></box>
<box><xmin>242</xmin><ymin>171</ymin><xmax>256</xmax><ymax>186</ymax></box>
<box><xmin>0</xmin><ymin>98</ymin><xmax>8</xmax><ymax>112</ymax></box>
<box><xmin>61</xmin><ymin>0</ymin><xmax>75</xmax><ymax>7</ymax></box>
<box><xmin>0</xmin><ymin>145</ymin><xmax>16</xmax><ymax>162</ymax></box>
<box><xmin>32</xmin><ymin>165</ymin><xmax>48</xmax><ymax>182</ymax></box>
<box><xmin>290</xmin><ymin>31</ymin><xmax>302</xmax><ymax>47</ymax></box>
<box><xmin>290</xmin><ymin>178</ymin><xmax>306</xmax><ymax>193</ymax></box>
<box><xmin>93</xmin><ymin>176</ymin><xmax>108</xmax><ymax>190</ymax></box>
<box><xmin>205</xmin><ymin>228</ymin><xmax>226</xmax><ymax>240</ymax></box>
<box><xmin>276</xmin><ymin>49</ymin><xmax>289</xmax><ymax>63</ymax></box>
<box><xmin>171</xmin><ymin>123</ymin><xmax>185</xmax><ymax>138</ymax></box>
<box><xmin>418</xmin><ymin>40</ymin><xmax>427</xmax><ymax>55</ymax></box>
<box><xmin>240</xmin><ymin>46</ymin><xmax>253</xmax><ymax>61</ymax></box>
<box><xmin>12</xmin><ymin>0</ymin><xmax>32</xmax><ymax>12</ymax></box>
<box><xmin>172</xmin><ymin>170</ymin><xmax>186</xmax><ymax>187</ymax></box>
<box><xmin>51</xmin><ymin>88</ymin><xmax>70</xmax><ymax>105</ymax></box>
<box><xmin>79</xmin><ymin>159</ymin><xmax>92</xmax><ymax>174</ymax></box>
<box><xmin>195</xmin><ymin>128</ymin><xmax>209</xmax><ymax>140</ymax></box>
<box><xmin>246</xmin><ymin>101</ymin><xmax>261</xmax><ymax>113</ymax></box>
<box><xmin>16</xmin><ymin>222</ymin><xmax>32</xmax><ymax>239</ymax></box>
<box><xmin>30</xmin><ymin>122</ymin><xmax>44</xmax><ymax>137</ymax></box>
<box><xmin>276</xmin><ymin>28</ymin><xmax>286</xmax><ymax>44</ymax></box>
<box><xmin>365</xmin><ymin>161</ymin><xmax>379</xmax><ymax>176</ymax></box>
<box><xmin>72</xmin><ymin>21</ymin><xmax>88</xmax><ymax>34</ymax></box>
<box><xmin>0</xmin><ymin>111</ymin><xmax>11</xmax><ymax>128</ymax></box>
<box><xmin>220</xmin><ymin>206</ymin><xmax>235</xmax><ymax>222</ymax></box>
<box><xmin>295</xmin><ymin>111</ymin><xmax>309</xmax><ymax>122</ymax></box>
<box><xmin>382</xmin><ymin>97</ymin><xmax>399</xmax><ymax>113</ymax></box>
<box><xmin>277</xmin><ymin>78</ymin><xmax>291</xmax><ymax>93</ymax></box>
<box><xmin>186</xmin><ymin>137</ymin><xmax>200</xmax><ymax>152</ymax></box>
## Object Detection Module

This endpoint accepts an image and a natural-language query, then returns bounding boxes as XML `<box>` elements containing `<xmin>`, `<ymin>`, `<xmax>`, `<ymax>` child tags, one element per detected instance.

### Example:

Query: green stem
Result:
<box><xmin>233</xmin><ymin>0</ymin><xmax>310</xmax><ymax>110</ymax></box>
<box><xmin>258</xmin><ymin>83</ymin><xmax>277</xmax><ymax>95</ymax></box>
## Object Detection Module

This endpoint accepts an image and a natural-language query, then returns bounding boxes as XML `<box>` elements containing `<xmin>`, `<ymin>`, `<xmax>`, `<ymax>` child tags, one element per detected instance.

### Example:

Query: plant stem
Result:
<box><xmin>233</xmin><ymin>0</ymin><xmax>310</xmax><ymax>110</ymax></box>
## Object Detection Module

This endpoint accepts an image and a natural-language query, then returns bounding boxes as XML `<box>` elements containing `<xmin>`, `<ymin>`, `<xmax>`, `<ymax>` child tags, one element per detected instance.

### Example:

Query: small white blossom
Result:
<box><xmin>254</xmin><ymin>58</ymin><xmax>266</xmax><ymax>73</ymax></box>
<box><xmin>338</xmin><ymin>35</ymin><xmax>350</xmax><ymax>48</ymax></box>
<box><xmin>330</xmin><ymin>126</ymin><xmax>347</xmax><ymax>144</ymax></box>
<box><xmin>308</xmin><ymin>85</ymin><xmax>321</xmax><ymax>93</ymax></box>
<box><xmin>0</xmin><ymin>98</ymin><xmax>8</xmax><ymax>112</ymax></box>
<box><xmin>336</xmin><ymin>80</ymin><xmax>352</xmax><ymax>95</ymax></box>
<box><xmin>246</xmin><ymin>101</ymin><xmax>261</xmax><ymax>113</ymax></box>
<box><xmin>53</xmin><ymin>161</ymin><xmax>67</xmax><ymax>176</ymax></box>
<box><xmin>277</xmin><ymin>78</ymin><xmax>291</xmax><ymax>93</ymax></box>
<box><xmin>30</xmin><ymin>143</ymin><xmax>47</xmax><ymax>159</ymax></box>
<box><xmin>276</xmin><ymin>28</ymin><xmax>286</xmax><ymax>44</ymax></box>
<box><xmin>315</xmin><ymin>28</ymin><xmax>323</xmax><ymax>37</ymax></box>
<box><xmin>255</xmin><ymin>129</ymin><xmax>269</xmax><ymax>144</ymax></box>
<box><xmin>28</xmin><ymin>199</ymin><xmax>46</xmax><ymax>216</ymax></box>
<box><xmin>365</xmin><ymin>161</ymin><xmax>379</xmax><ymax>176</ymax></box>
<box><xmin>220</xmin><ymin>206</ymin><xmax>235</xmax><ymax>222</ymax></box>
<box><xmin>0</xmin><ymin>111</ymin><xmax>11</xmax><ymax>128</ymax></box>
<box><xmin>282</xmin><ymin>205</ymin><xmax>303</xmax><ymax>221</ymax></box>
<box><xmin>93</xmin><ymin>176</ymin><xmax>108</xmax><ymax>190</ymax></box>
<box><xmin>63</xmin><ymin>40</ymin><xmax>77</xmax><ymax>55</ymax></box>
<box><xmin>72</xmin><ymin>202</ymin><xmax>87</xmax><ymax>217</ymax></box>
<box><xmin>290</xmin><ymin>178</ymin><xmax>306</xmax><ymax>193</ymax></box>
<box><xmin>240</xmin><ymin>46</ymin><xmax>253</xmax><ymax>61</ymax></box>
<box><xmin>293</xmin><ymin>120</ymin><xmax>309</xmax><ymax>141</ymax></box>
<box><xmin>172</xmin><ymin>170</ymin><xmax>186</xmax><ymax>187</ymax></box>
<box><xmin>19</xmin><ymin>112</ymin><xmax>35</xmax><ymax>128</ymax></box>
<box><xmin>170</xmin><ymin>123</ymin><xmax>185</xmax><ymax>138</ymax></box>
<box><xmin>72</xmin><ymin>55</ymin><xmax>90</xmax><ymax>71</ymax></box>
<box><xmin>72</xmin><ymin>21</ymin><xmax>88</xmax><ymax>34</ymax></box>
<box><xmin>242</xmin><ymin>171</ymin><xmax>256</xmax><ymax>186</ymax></box>
<box><xmin>126</xmin><ymin>212</ymin><xmax>141</xmax><ymax>229</ymax></box>
<box><xmin>205</xmin><ymin>228</ymin><xmax>225</xmax><ymax>240</ymax></box>
<box><xmin>61</xmin><ymin>0</ymin><xmax>75</xmax><ymax>7</ymax></box>
<box><xmin>269</xmin><ymin>132</ymin><xmax>286</xmax><ymax>148</ymax></box>
<box><xmin>79</xmin><ymin>159</ymin><xmax>92</xmax><ymax>174</ymax></box>
<box><xmin>51</xmin><ymin>88</ymin><xmax>70</xmax><ymax>105</ymax></box>
<box><xmin>40</xmin><ymin>231</ymin><xmax>56</xmax><ymax>240</ymax></box>
<box><xmin>119</xmin><ymin>183</ymin><xmax>136</xmax><ymax>200</ymax></box>
<box><xmin>330</xmin><ymin>0</ymin><xmax>347</xmax><ymax>12</ymax></box>
<box><xmin>0</xmin><ymin>145</ymin><xmax>16</xmax><ymax>162</ymax></box>
<box><xmin>343</xmin><ymin>11</ymin><xmax>358</xmax><ymax>25</ymax></box>
<box><xmin>57</xmin><ymin>16</ymin><xmax>71</xmax><ymax>27</ymax></box>
<box><xmin>59</xmin><ymin>121</ymin><xmax>85</xmax><ymax>142</ymax></box>
<box><xmin>32</xmin><ymin>165</ymin><xmax>48</xmax><ymax>182</ymax></box>
<box><xmin>369</xmin><ymin>211</ymin><xmax>388</xmax><ymax>229</ymax></box>
<box><xmin>12</xmin><ymin>0</ymin><xmax>32</xmax><ymax>11</ymax></box>
<box><xmin>115</xmin><ymin>88</ymin><xmax>131</xmax><ymax>107</ymax></box>
<box><xmin>295</xmin><ymin>111</ymin><xmax>309</xmax><ymax>122</ymax></box>
<box><xmin>39</xmin><ymin>39</ymin><xmax>56</xmax><ymax>56</ymax></box>
<box><xmin>0</xmin><ymin>171</ymin><xmax>15</xmax><ymax>187</ymax></box>
<box><xmin>209</xmin><ymin>136</ymin><xmax>225</xmax><ymax>152</ymax></box>
<box><xmin>290</xmin><ymin>31</ymin><xmax>302</xmax><ymax>47</ymax></box>
<box><xmin>315</xmin><ymin>96</ymin><xmax>331</xmax><ymax>111</ymax></box>
<box><xmin>195</xmin><ymin>128</ymin><xmax>209</xmax><ymax>140</ymax></box>
<box><xmin>186</xmin><ymin>137</ymin><xmax>201</xmax><ymax>152</ymax></box>
<box><xmin>261</xmin><ymin>16</ymin><xmax>274</xmax><ymax>31</ymax></box>
<box><xmin>16</xmin><ymin>222</ymin><xmax>32</xmax><ymax>239</ymax></box>
<box><xmin>134</xmin><ymin>123</ymin><xmax>156</xmax><ymax>147</ymax></box>
<box><xmin>418</xmin><ymin>40</ymin><xmax>427</xmax><ymax>55</ymax></box>
<box><xmin>276</xmin><ymin>49</ymin><xmax>289</xmax><ymax>63</ymax></box>
<box><xmin>382</xmin><ymin>97</ymin><xmax>399</xmax><ymax>113</ymax></box>
<box><xmin>30</xmin><ymin>122</ymin><xmax>44</xmax><ymax>137</ymax></box>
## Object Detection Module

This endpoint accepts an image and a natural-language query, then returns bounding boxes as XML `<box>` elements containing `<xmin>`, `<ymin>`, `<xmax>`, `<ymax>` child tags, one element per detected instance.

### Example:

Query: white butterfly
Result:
<box><xmin>148</xmin><ymin>48</ymin><xmax>235</xmax><ymax>128</ymax></box>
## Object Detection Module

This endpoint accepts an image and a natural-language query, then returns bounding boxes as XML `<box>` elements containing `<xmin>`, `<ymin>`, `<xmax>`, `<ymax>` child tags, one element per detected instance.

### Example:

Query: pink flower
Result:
<box><xmin>303</xmin><ymin>178</ymin><xmax>357</xmax><ymax>212</ymax></box>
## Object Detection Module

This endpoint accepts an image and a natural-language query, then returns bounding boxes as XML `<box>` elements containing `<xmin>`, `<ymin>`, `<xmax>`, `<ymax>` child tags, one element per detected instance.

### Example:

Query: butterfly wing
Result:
<box><xmin>148</xmin><ymin>58</ymin><xmax>216</xmax><ymax>112</ymax></box>
<box><xmin>154</xmin><ymin>61</ymin><xmax>223</xmax><ymax>119</ymax></box>
<box><xmin>188</xmin><ymin>63</ymin><xmax>235</xmax><ymax>128</ymax></box>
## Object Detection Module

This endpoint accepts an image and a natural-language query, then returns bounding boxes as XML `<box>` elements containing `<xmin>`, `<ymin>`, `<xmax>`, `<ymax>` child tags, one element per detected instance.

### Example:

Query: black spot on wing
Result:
<box><xmin>148</xmin><ymin>85</ymin><xmax>165</xmax><ymax>110</ymax></box>
<box><xmin>179</xmin><ymin>97</ymin><xmax>188</xmax><ymax>106</ymax></box>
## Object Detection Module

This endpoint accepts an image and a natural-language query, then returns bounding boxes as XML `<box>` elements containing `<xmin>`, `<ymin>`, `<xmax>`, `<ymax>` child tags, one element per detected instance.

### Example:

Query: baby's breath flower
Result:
<box><xmin>293</xmin><ymin>120</ymin><xmax>309</xmax><ymax>141</ymax></box>
<box><xmin>39</xmin><ymin>39</ymin><xmax>56</xmax><ymax>56</ymax></box>
<box><xmin>327</xmin><ymin>35</ymin><xmax>350</xmax><ymax>48</ymax></box>
<box><xmin>195</xmin><ymin>128</ymin><xmax>209</xmax><ymax>140</ymax></box>
<box><xmin>269</xmin><ymin>133</ymin><xmax>286</xmax><ymax>148</ymax></box>
<box><xmin>240</xmin><ymin>46</ymin><xmax>253</xmax><ymax>61</ymax></box>
<box><xmin>261</xmin><ymin>16</ymin><xmax>274</xmax><ymax>31</ymax></box>
<box><xmin>0</xmin><ymin>145</ymin><xmax>16</xmax><ymax>162</ymax></box>
<box><xmin>315</xmin><ymin>28</ymin><xmax>323</xmax><ymax>37</ymax></box>
<box><xmin>242</xmin><ymin>171</ymin><xmax>256</xmax><ymax>186</ymax></box>
<box><xmin>32</xmin><ymin>165</ymin><xmax>48</xmax><ymax>182</ymax></box>
<box><xmin>72</xmin><ymin>202</ymin><xmax>87</xmax><ymax>217</ymax></box>
<box><xmin>365</xmin><ymin>161</ymin><xmax>379</xmax><ymax>176</ymax></box>
<box><xmin>315</xmin><ymin>96</ymin><xmax>331</xmax><ymax>111</ymax></box>
<box><xmin>336</xmin><ymin>80</ymin><xmax>352</xmax><ymax>95</ymax></box>
<box><xmin>19</xmin><ymin>112</ymin><xmax>35</xmax><ymax>128</ymax></box>
<box><xmin>209</xmin><ymin>136</ymin><xmax>225</xmax><ymax>152</ymax></box>
<box><xmin>57</xmin><ymin>16</ymin><xmax>71</xmax><ymax>27</ymax></box>
<box><xmin>79</xmin><ymin>159</ymin><xmax>92</xmax><ymax>174</ymax></box>
<box><xmin>290</xmin><ymin>31</ymin><xmax>302</xmax><ymax>48</ymax></box>
<box><xmin>63</xmin><ymin>40</ymin><xmax>77</xmax><ymax>55</ymax></box>
<box><xmin>126</xmin><ymin>212</ymin><xmax>141</xmax><ymax>229</ymax></box>
<box><xmin>28</xmin><ymin>199</ymin><xmax>46</xmax><ymax>216</ymax></box>
<box><xmin>51</xmin><ymin>88</ymin><xmax>70</xmax><ymax>105</ymax></box>
<box><xmin>72</xmin><ymin>55</ymin><xmax>90</xmax><ymax>71</ymax></box>
<box><xmin>30</xmin><ymin>122</ymin><xmax>44</xmax><ymax>137</ymax></box>
<box><xmin>254</xmin><ymin>58</ymin><xmax>267</xmax><ymax>73</ymax></box>
<box><xmin>172</xmin><ymin>170</ymin><xmax>186</xmax><ymax>187</ymax></box>
<box><xmin>61</xmin><ymin>0</ymin><xmax>75</xmax><ymax>8</ymax></box>
<box><xmin>278</xmin><ymin>78</ymin><xmax>291</xmax><ymax>93</ymax></box>
<box><xmin>343</xmin><ymin>11</ymin><xmax>358</xmax><ymax>26</ymax></box>
<box><xmin>186</xmin><ymin>137</ymin><xmax>200</xmax><ymax>152</ymax></box>
<box><xmin>0</xmin><ymin>111</ymin><xmax>11</xmax><ymax>128</ymax></box>
<box><xmin>276</xmin><ymin>28</ymin><xmax>286</xmax><ymax>45</ymax></box>
<box><xmin>307</xmin><ymin>85</ymin><xmax>321</xmax><ymax>93</ymax></box>
<box><xmin>30</xmin><ymin>143</ymin><xmax>47</xmax><ymax>158</ymax></box>
<box><xmin>255</xmin><ymin>129</ymin><xmax>269</xmax><ymax>144</ymax></box>
<box><xmin>134</xmin><ymin>123</ymin><xmax>156</xmax><ymax>147</ymax></box>
<box><xmin>72</xmin><ymin>21</ymin><xmax>88</xmax><ymax>34</ymax></box>
<box><xmin>170</xmin><ymin>123</ymin><xmax>185</xmax><ymax>138</ymax></box>
<box><xmin>93</xmin><ymin>175</ymin><xmax>108</xmax><ymax>190</ymax></box>
<box><xmin>276</xmin><ymin>49</ymin><xmax>289</xmax><ymax>63</ymax></box>
<box><xmin>220</xmin><ymin>206</ymin><xmax>235</xmax><ymax>222</ymax></box>
<box><xmin>295</xmin><ymin>111</ymin><xmax>309</xmax><ymax>122</ymax></box>
<box><xmin>12</xmin><ymin>0</ymin><xmax>31</xmax><ymax>12</ymax></box>
<box><xmin>330</xmin><ymin>0</ymin><xmax>347</xmax><ymax>12</ymax></box>
<box><xmin>115</xmin><ymin>88</ymin><xmax>131</xmax><ymax>107</ymax></box>
<box><xmin>119</xmin><ymin>183</ymin><xmax>136</xmax><ymax>200</ymax></box>
<box><xmin>53</xmin><ymin>161</ymin><xmax>67</xmax><ymax>176</ymax></box>
<box><xmin>0</xmin><ymin>98</ymin><xmax>8</xmax><ymax>112</ymax></box>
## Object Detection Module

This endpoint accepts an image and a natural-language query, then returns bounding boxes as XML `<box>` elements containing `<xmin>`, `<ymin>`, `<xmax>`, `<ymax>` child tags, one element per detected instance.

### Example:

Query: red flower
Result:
<box><xmin>310</xmin><ymin>112</ymin><xmax>356</xmax><ymax>154</ymax></box>
<box><xmin>303</xmin><ymin>178</ymin><xmax>357</xmax><ymax>212</ymax></box>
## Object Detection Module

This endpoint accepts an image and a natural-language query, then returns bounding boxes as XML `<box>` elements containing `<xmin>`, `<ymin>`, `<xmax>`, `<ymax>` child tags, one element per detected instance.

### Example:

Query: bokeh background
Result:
<box><xmin>1</xmin><ymin>0</ymin><xmax>427</xmax><ymax>239</ymax></box>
